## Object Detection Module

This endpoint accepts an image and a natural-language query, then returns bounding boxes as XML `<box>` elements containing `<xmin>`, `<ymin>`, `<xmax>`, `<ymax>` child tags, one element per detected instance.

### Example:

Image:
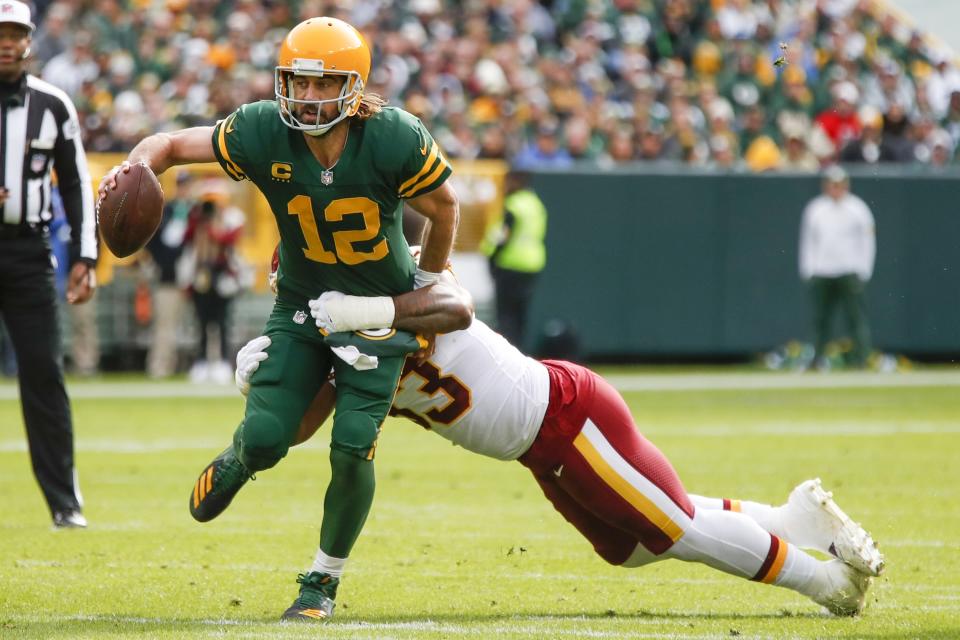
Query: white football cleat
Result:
<box><xmin>812</xmin><ymin>559</ymin><xmax>872</xmax><ymax>616</ymax></box>
<box><xmin>784</xmin><ymin>478</ymin><xmax>884</xmax><ymax>576</ymax></box>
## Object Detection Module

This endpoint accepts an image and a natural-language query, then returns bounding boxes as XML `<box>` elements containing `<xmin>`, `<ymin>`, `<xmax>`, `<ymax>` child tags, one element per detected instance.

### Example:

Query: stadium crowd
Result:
<box><xmin>24</xmin><ymin>0</ymin><xmax>960</xmax><ymax>171</ymax></box>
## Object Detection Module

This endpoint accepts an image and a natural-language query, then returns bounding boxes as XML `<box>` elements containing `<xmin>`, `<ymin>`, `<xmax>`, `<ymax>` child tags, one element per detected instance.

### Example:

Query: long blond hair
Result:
<box><xmin>355</xmin><ymin>92</ymin><xmax>387</xmax><ymax>120</ymax></box>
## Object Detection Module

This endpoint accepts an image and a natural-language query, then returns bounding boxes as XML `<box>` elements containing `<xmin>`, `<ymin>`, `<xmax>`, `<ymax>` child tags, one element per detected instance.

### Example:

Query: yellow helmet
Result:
<box><xmin>275</xmin><ymin>17</ymin><xmax>371</xmax><ymax>136</ymax></box>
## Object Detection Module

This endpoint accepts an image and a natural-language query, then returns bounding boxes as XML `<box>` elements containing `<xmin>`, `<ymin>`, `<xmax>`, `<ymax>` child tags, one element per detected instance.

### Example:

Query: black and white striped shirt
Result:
<box><xmin>0</xmin><ymin>73</ymin><xmax>97</xmax><ymax>265</ymax></box>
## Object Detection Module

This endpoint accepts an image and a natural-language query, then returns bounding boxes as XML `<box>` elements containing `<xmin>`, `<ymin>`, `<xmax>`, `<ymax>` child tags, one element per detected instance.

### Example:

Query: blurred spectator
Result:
<box><xmin>29</xmin><ymin>2</ymin><xmax>71</xmax><ymax>65</ymax></box>
<box><xmin>708</xmin><ymin>134</ymin><xmax>738</xmax><ymax>169</ymax></box>
<box><xmin>179</xmin><ymin>193</ymin><xmax>245</xmax><ymax>384</ymax></box>
<box><xmin>881</xmin><ymin>101</ymin><xmax>914</xmax><ymax>161</ymax></box>
<box><xmin>22</xmin><ymin>0</ymin><xmax>960</xmax><ymax>170</ymax></box>
<box><xmin>769</xmin><ymin>67</ymin><xmax>815</xmax><ymax>126</ymax></box>
<box><xmin>41</xmin><ymin>30</ymin><xmax>97</xmax><ymax>97</ymax></box>
<box><xmin>638</xmin><ymin>123</ymin><xmax>668</xmax><ymax>161</ymax></box>
<box><xmin>815</xmin><ymin>81</ymin><xmax>862</xmax><ymax>155</ymax></box>
<box><xmin>779</xmin><ymin>121</ymin><xmax>820</xmax><ymax>172</ymax></box>
<box><xmin>799</xmin><ymin>166</ymin><xmax>875</xmax><ymax>370</ymax></box>
<box><xmin>706</xmin><ymin>98</ymin><xmax>739</xmax><ymax>156</ymax></box>
<box><xmin>744</xmin><ymin>135</ymin><xmax>782</xmax><ymax>172</ymax></box>
<box><xmin>839</xmin><ymin>106</ymin><xmax>902</xmax><ymax>163</ymax></box>
<box><xmin>49</xmin><ymin>189</ymin><xmax>99</xmax><ymax>376</ymax></box>
<box><xmin>862</xmin><ymin>58</ymin><xmax>915</xmax><ymax>114</ymax></box>
<box><xmin>513</xmin><ymin>121</ymin><xmax>573</xmax><ymax>168</ymax></box>
<box><xmin>739</xmin><ymin>104</ymin><xmax>774</xmax><ymax>154</ymax></box>
<box><xmin>481</xmin><ymin>168</ymin><xmax>548</xmax><ymax>348</ymax></box>
<box><xmin>717</xmin><ymin>0</ymin><xmax>758</xmax><ymax>41</ymax></box>
<box><xmin>602</xmin><ymin>126</ymin><xmax>638</xmax><ymax>165</ymax></box>
<box><xmin>564</xmin><ymin>115</ymin><xmax>601</xmax><ymax>161</ymax></box>
<box><xmin>924</xmin><ymin>128</ymin><xmax>955</xmax><ymax>167</ymax></box>
<box><xmin>924</xmin><ymin>49</ymin><xmax>960</xmax><ymax>120</ymax></box>
<box><xmin>144</xmin><ymin>173</ymin><xmax>191</xmax><ymax>379</ymax></box>
<box><xmin>719</xmin><ymin>48</ymin><xmax>766</xmax><ymax>115</ymax></box>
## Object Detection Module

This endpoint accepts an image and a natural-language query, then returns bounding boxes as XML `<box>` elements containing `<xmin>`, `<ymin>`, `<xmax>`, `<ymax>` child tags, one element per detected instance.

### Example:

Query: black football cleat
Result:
<box><xmin>280</xmin><ymin>572</ymin><xmax>339</xmax><ymax>622</ymax></box>
<box><xmin>52</xmin><ymin>510</ymin><xmax>87</xmax><ymax>529</ymax></box>
<box><xmin>189</xmin><ymin>446</ymin><xmax>252</xmax><ymax>522</ymax></box>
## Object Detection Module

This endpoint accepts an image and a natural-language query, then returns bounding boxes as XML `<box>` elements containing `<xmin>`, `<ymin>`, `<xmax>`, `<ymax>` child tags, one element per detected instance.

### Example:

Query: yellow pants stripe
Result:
<box><xmin>573</xmin><ymin>431</ymin><xmax>684</xmax><ymax>543</ymax></box>
<box><xmin>761</xmin><ymin>540</ymin><xmax>789</xmax><ymax>584</ymax></box>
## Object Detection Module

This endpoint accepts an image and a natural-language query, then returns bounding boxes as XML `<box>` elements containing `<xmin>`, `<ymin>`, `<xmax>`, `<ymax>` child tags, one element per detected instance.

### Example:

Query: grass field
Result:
<box><xmin>1</xmin><ymin>370</ymin><xmax>959</xmax><ymax>639</ymax></box>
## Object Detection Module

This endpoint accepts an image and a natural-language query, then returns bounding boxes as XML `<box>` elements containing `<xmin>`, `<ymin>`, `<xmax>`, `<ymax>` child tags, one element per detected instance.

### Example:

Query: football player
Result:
<box><xmin>99</xmin><ymin>17</ymin><xmax>460</xmax><ymax>619</ymax></box>
<box><xmin>217</xmin><ymin>263</ymin><xmax>884</xmax><ymax>621</ymax></box>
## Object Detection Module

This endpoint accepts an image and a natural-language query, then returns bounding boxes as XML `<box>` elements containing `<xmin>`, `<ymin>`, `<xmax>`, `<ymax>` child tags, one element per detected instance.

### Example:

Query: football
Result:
<box><xmin>97</xmin><ymin>163</ymin><xmax>164</xmax><ymax>258</ymax></box>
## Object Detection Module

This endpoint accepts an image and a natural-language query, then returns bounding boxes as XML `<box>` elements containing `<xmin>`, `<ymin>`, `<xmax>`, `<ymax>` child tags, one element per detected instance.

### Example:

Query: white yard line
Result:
<box><xmin>1</xmin><ymin>420</ymin><xmax>957</xmax><ymax>454</ymax></box>
<box><xmin>0</xmin><ymin>370</ymin><xmax>958</xmax><ymax>400</ymax></box>
<box><xmin>4</xmin><ymin>614</ymin><xmax>726</xmax><ymax>639</ymax></box>
<box><xmin>605</xmin><ymin>370</ymin><xmax>960</xmax><ymax>392</ymax></box>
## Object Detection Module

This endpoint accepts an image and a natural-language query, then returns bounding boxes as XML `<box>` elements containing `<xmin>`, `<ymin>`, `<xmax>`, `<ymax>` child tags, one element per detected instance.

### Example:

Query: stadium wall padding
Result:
<box><xmin>525</xmin><ymin>169</ymin><xmax>960</xmax><ymax>358</ymax></box>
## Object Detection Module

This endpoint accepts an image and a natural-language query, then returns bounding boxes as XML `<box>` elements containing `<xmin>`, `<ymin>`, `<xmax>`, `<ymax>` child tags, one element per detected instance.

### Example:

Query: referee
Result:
<box><xmin>1</xmin><ymin>1</ymin><xmax>98</xmax><ymax>528</ymax></box>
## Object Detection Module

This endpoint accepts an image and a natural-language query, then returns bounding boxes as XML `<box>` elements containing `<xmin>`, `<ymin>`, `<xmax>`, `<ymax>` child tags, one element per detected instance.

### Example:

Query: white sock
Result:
<box><xmin>689</xmin><ymin>494</ymin><xmax>788</xmax><ymax>540</ymax></box>
<box><xmin>667</xmin><ymin>508</ymin><xmax>829</xmax><ymax>601</ymax></box>
<box><xmin>310</xmin><ymin>549</ymin><xmax>347</xmax><ymax>578</ymax></box>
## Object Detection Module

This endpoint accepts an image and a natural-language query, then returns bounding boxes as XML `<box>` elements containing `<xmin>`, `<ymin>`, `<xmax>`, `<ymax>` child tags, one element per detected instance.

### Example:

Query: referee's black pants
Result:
<box><xmin>0</xmin><ymin>235</ymin><xmax>81</xmax><ymax>517</ymax></box>
<box><xmin>491</xmin><ymin>266</ymin><xmax>539</xmax><ymax>350</ymax></box>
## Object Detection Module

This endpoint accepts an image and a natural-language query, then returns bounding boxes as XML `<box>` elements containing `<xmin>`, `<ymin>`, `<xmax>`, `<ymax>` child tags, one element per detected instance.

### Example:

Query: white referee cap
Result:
<box><xmin>0</xmin><ymin>0</ymin><xmax>35</xmax><ymax>32</ymax></box>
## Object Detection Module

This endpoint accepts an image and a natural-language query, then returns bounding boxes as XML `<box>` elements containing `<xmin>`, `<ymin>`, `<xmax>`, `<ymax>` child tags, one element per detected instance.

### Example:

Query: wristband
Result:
<box><xmin>414</xmin><ymin>267</ymin><xmax>442</xmax><ymax>289</ymax></box>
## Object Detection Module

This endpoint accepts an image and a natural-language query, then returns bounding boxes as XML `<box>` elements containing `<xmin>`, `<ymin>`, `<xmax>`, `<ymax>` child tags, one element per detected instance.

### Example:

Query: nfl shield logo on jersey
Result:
<box><xmin>31</xmin><ymin>153</ymin><xmax>46</xmax><ymax>173</ymax></box>
<box><xmin>293</xmin><ymin>310</ymin><xmax>307</xmax><ymax>325</ymax></box>
<box><xmin>320</xmin><ymin>169</ymin><xmax>334</xmax><ymax>186</ymax></box>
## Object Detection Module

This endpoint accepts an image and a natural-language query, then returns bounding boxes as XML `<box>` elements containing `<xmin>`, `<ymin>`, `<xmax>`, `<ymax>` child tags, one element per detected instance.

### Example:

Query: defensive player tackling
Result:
<box><xmin>209</xmin><ymin>259</ymin><xmax>884</xmax><ymax>621</ymax></box>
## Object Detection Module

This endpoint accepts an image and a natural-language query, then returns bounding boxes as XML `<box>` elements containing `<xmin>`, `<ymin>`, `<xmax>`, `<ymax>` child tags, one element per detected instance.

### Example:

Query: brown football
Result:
<box><xmin>97</xmin><ymin>163</ymin><xmax>164</xmax><ymax>258</ymax></box>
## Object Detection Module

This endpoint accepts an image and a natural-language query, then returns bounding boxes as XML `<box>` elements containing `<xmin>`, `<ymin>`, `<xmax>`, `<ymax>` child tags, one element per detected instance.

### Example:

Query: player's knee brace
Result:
<box><xmin>236</xmin><ymin>412</ymin><xmax>290</xmax><ymax>471</ymax></box>
<box><xmin>330</xmin><ymin>411</ymin><xmax>381</xmax><ymax>460</ymax></box>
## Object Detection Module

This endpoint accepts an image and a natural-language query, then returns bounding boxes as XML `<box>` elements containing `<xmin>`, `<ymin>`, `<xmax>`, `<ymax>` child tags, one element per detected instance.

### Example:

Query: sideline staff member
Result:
<box><xmin>1</xmin><ymin>1</ymin><xmax>98</xmax><ymax>528</ymax></box>
<box><xmin>799</xmin><ymin>165</ymin><xmax>875</xmax><ymax>369</ymax></box>
<box><xmin>482</xmin><ymin>167</ymin><xmax>548</xmax><ymax>348</ymax></box>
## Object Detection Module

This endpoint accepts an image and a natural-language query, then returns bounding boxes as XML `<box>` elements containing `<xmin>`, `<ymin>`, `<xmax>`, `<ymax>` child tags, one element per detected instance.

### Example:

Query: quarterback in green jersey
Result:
<box><xmin>98</xmin><ymin>17</ymin><xmax>460</xmax><ymax>621</ymax></box>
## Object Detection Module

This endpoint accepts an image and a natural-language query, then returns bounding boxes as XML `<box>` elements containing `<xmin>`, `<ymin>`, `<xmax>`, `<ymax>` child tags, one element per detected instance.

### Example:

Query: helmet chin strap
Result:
<box><xmin>304</xmin><ymin>125</ymin><xmax>332</xmax><ymax>137</ymax></box>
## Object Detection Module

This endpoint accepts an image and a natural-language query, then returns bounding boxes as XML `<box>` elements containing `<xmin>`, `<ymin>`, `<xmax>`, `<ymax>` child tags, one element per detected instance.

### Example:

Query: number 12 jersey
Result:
<box><xmin>212</xmin><ymin>101</ymin><xmax>452</xmax><ymax>304</ymax></box>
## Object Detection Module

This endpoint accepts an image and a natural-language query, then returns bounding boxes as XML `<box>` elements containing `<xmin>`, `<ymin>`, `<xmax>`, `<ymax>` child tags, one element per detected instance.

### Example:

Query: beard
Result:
<box><xmin>292</xmin><ymin>101</ymin><xmax>336</xmax><ymax>125</ymax></box>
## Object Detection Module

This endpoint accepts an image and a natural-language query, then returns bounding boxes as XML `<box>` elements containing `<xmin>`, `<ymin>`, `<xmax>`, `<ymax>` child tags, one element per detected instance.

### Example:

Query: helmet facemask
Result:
<box><xmin>275</xmin><ymin>59</ymin><xmax>364</xmax><ymax>137</ymax></box>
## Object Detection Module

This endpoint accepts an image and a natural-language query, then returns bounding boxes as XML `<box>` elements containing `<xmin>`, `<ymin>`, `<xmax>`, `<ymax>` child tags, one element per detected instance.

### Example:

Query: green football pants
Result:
<box><xmin>233</xmin><ymin>302</ymin><xmax>408</xmax><ymax>557</ymax></box>
<box><xmin>236</xmin><ymin>302</ymin><xmax>405</xmax><ymax>469</ymax></box>
<box><xmin>810</xmin><ymin>275</ymin><xmax>872</xmax><ymax>366</ymax></box>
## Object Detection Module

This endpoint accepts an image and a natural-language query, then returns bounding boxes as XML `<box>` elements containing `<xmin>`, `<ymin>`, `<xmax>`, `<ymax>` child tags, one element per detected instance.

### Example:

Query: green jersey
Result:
<box><xmin>211</xmin><ymin>101</ymin><xmax>452</xmax><ymax>304</ymax></box>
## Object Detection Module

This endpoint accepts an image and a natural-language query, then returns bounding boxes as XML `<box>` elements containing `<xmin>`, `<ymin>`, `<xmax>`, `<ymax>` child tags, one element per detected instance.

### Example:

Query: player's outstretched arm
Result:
<box><xmin>310</xmin><ymin>271</ymin><xmax>473</xmax><ymax>334</ymax></box>
<box><xmin>407</xmin><ymin>181</ymin><xmax>459</xmax><ymax>287</ymax></box>
<box><xmin>392</xmin><ymin>271</ymin><xmax>473</xmax><ymax>334</ymax></box>
<box><xmin>98</xmin><ymin>127</ymin><xmax>216</xmax><ymax>196</ymax></box>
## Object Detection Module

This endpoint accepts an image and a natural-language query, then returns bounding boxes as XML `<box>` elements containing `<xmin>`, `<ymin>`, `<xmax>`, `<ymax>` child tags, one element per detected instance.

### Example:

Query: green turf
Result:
<box><xmin>1</xmin><ymin>375</ymin><xmax>958</xmax><ymax>639</ymax></box>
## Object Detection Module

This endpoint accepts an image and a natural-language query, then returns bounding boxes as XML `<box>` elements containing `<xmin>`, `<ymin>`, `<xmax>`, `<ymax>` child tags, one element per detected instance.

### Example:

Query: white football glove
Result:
<box><xmin>308</xmin><ymin>291</ymin><xmax>395</xmax><ymax>333</ymax></box>
<box><xmin>235</xmin><ymin>335</ymin><xmax>271</xmax><ymax>396</ymax></box>
<box><xmin>308</xmin><ymin>291</ymin><xmax>342</xmax><ymax>333</ymax></box>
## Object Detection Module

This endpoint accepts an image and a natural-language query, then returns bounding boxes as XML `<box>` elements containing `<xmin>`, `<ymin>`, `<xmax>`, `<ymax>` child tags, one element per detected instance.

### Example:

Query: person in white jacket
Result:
<box><xmin>799</xmin><ymin>166</ymin><xmax>876</xmax><ymax>368</ymax></box>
